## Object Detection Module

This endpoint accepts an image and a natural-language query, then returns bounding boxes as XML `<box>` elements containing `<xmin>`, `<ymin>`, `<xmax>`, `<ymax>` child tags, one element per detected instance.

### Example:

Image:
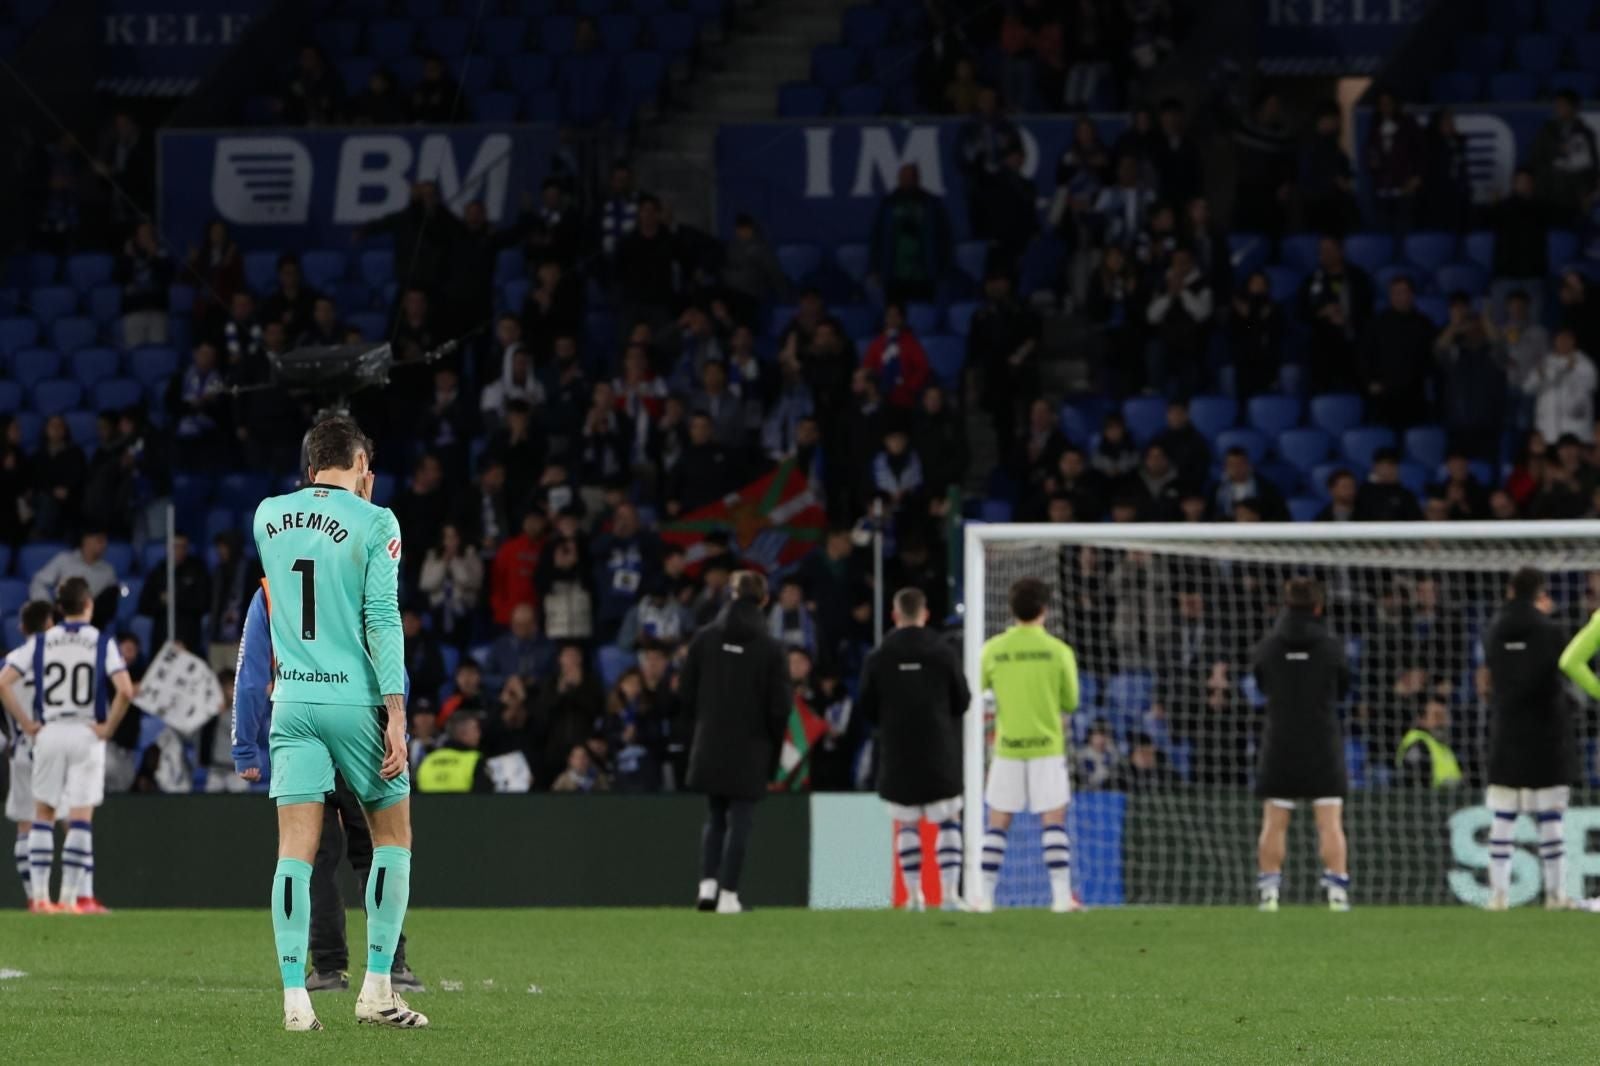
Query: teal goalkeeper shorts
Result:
<box><xmin>269</xmin><ymin>701</ymin><xmax>410</xmax><ymax>812</ymax></box>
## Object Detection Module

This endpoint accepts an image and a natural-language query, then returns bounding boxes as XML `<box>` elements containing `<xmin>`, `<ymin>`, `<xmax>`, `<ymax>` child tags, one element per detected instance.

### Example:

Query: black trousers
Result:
<box><xmin>700</xmin><ymin>795</ymin><xmax>755</xmax><ymax>894</ymax></box>
<box><xmin>310</xmin><ymin>775</ymin><xmax>408</xmax><ymax>973</ymax></box>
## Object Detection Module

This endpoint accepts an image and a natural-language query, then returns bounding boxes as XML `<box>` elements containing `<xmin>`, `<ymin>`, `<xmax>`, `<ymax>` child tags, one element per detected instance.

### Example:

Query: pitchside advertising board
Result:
<box><xmin>158</xmin><ymin>125</ymin><xmax>557</xmax><ymax>249</ymax></box>
<box><xmin>715</xmin><ymin>117</ymin><xmax>1126</xmax><ymax>245</ymax></box>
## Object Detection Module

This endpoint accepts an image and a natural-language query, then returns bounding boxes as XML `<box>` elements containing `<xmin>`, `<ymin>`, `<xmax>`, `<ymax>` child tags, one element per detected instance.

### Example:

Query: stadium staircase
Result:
<box><xmin>635</xmin><ymin>0</ymin><xmax>856</xmax><ymax>232</ymax></box>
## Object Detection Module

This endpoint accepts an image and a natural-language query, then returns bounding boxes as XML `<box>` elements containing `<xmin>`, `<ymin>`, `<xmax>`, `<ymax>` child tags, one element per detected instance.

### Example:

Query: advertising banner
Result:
<box><xmin>99</xmin><ymin>0</ymin><xmax>267</xmax><ymax>94</ymax></box>
<box><xmin>1256</xmin><ymin>0</ymin><xmax>1427</xmax><ymax>75</ymax></box>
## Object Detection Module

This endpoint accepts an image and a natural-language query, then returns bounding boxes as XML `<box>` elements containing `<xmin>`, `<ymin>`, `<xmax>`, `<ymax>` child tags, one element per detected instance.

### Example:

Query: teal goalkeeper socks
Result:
<box><xmin>365</xmin><ymin>846</ymin><xmax>412</xmax><ymax>976</ymax></box>
<box><xmin>271</xmin><ymin>858</ymin><xmax>312</xmax><ymax>990</ymax></box>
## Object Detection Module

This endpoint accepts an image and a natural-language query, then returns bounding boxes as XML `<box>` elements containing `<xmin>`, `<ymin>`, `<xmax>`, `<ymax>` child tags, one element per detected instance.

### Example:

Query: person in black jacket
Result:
<box><xmin>1251</xmin><ymin>578</ymin><xmax>1352</xmax><ymax>913</ymax></box>
<box><xmin>680</xmin><ymin>571</ymin><xmax>791</xmax><ymax>913</ymax></box>
<box><xmin>1482</xmin><ymin>567</ymin><xmax>1576</xmax><ymax>911</ymax></box>
<box><xmin>858</xmin><ymin>588</ymin><xmax>971</xmax><ymax>912</ymax></box>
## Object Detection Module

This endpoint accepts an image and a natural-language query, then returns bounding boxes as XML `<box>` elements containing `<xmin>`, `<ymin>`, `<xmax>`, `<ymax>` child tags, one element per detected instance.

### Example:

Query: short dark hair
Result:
<box><xmin>893</xmin><ymin>587</ymin><xmax>926</xmax><ymax>619</ymax></box>
<box><xmin>732</xmin><ymin>570</ymin><xmax>768</xmax><ymax>604</ymax></box>
<box><xmin>1284</xmin><ymin>577</ymin><xmax>1323</xmax><ymax>611</ymax></box>
<box><xmin>1008</xmin><ymin>577</ymin><xmax>1049</xmax><ymax>622</ymax></box>
<box><xmin>56</xmin><ymin>576</ymin><xmax>91</xmax><ymax>617</ymax></box>
<box><xmin>19</xmin><ymin>599</ymin><xmax>53</xmax><ymax>636</ymax></box>
<box><xmin>304</xmin><ymin>415</ymin><xmax>368</xmax><ymax>476</ymax></box>
<box><xmin>1510</xmin><ymin>566</ymin><xmax>1546</xmax><ymax>601</ymax></box>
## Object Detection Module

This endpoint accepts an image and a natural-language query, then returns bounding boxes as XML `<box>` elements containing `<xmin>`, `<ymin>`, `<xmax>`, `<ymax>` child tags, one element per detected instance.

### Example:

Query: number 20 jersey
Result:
<box><xmin>252</xmin><ymin>483</ymin><xmax>407</xmax><ymax>708</ymax></box>
<box><xmin>4</xmin><ymin>623</ymin><xmax>125</xmax><ymax>725</ymax></box>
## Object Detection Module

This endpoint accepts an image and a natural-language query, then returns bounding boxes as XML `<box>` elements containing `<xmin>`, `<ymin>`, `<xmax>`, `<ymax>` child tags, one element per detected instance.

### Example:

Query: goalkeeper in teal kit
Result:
<box><xmin>254</xmin><ymin>416</ymin><xmax>427</xmax><ymax>1033</ymax></box>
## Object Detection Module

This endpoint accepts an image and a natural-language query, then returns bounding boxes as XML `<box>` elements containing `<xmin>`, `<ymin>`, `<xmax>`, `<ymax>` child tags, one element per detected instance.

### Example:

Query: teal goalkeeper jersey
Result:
<box><xmin>252</xmin><ymin>484</ymin><xmax>406</xmax><ymax>706</ymax></box>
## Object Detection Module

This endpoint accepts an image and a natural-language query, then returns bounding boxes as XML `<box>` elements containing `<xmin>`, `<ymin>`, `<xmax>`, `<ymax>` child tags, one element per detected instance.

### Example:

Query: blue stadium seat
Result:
<box><xmin>1263</xmin><ymin>264</ymin><xmax>1303</xmax><ymax>304</ymax></box>
<box><xmin>1487</xmin><ymin>0</ymin><xmax>1538</xmax><ymax>35</ymax></box>
<box><xmin>1575</xmin><ymin>32</ymin><xmax>1600</xmax><ymax>69</ymax></box>
<box><xmin>346</xmin><ymin>311</ymin><xmax>386</xmax><ymax>341</ymax></box>
<box><xmin>1430</xmin><ymin>71</ymin><xmax>1480</xmax><ymax>103</ymax></box>
<box><xmin>1395</xmin><ymin>461</ymin><xmax>1429</xmax><ymax>496</ymax></box>
<box><xmin>1058</xmin><ymin>405</ymin><xmax>1094</xmax><ymax>446</ymax></box>
<box><xmin>1373</xmin><ymin>263</ymin><xmax>1417</xmax><ymax>297</ymax></box>
<box><xmin>481</xmin><ymin>16</ymin><xmax>529</xmax><ymax>55</ymax></box>
<box><xmin>1513</xmin><ymin>33</ymin><xmax>1562</xmax><ymax>73</ymax></box>
<box><xmin>117</xmin><ymin>578</ymin><xmax>141</xmax><ymax>623</ymax></box>
<box><xmin>0</xmin><ymin>316</ymin><xmax>37</xmax><ymax>354</ymax></box>
<box><xmin>1402</xmin><ymin>232</ymin><xmax>1458</xmax><ymax>274</ymax></box>
<box><xmin>503</xmin><ymin>53</ymin><xmax>553</xmax><ymax>94</ymax></box>
<box><xmin>1277</xmin><ymin>234</ymin><xmax>1321</xmax><ymax>275</ymax></box>
<box><xmin>1247</xmin><ymin>394</ymin><xmax>1302</xmax><ymax>436</ymax></box>
<box><xmin>951</xmin><ymin>240</ymin><xmax>989</xmax><ymax>286</ymax></box>
<box><xmin>204</xmin><ymin>507</ymin><xmax>235</xmax><ymax>543</ymax></box>
<box><xmin>937</xmin><ymin>301</ymin><xmax>974</xmax><ymax>338</ymax></box>
<box><xmin>427</xmin><ymin>16</ymin><xmax>471</xmax><ymax>56</ymax></box>
<box><xmin>1414</xmin><ymin>294</ymin><xmax>1450</xmax><ymax>326</ymax></box>
<box><xmin>842</xmin><ymin>5</ymin><xmax>892</xmax><ymax>48</ymax></box>
<box><xmin>217</xmin><ymin>472</ymin><xmax>271</xmax><ymax>512</ymax></box>
<box><xmin>1276</xmin><ymin>427</ymin><xmax>1333</xmax><ymax>472</ymax></box>
<box><xmin>0</xmin><ymin>578</ymin><xmax>27</xmax><ymax>615</ymax></box>
<box><xmin>901</xmin><ymin>303</ymin><xmax>938</xmax><ymax>336</ymax></box>
<box><xmin>93</xmin><ymin>377</ymin><xmax>142</xmax><ymax>411</ymax></box>
<box><xmin>599</xmin><ymin>12</ymin><xmax>639</xmax><ymax>51</ymax></box>
<box><xmin>1214</xmin><ymin>427</ymin><xmax>1267</xmax><ymax>464</ymax></box>
<box><xmin>63</xmin><ymin>411</ymin><xmax>96</xmax><ymax>450</ymax></box>
<box><xmin>1454</xmin><ymin>33</ymin><xmax>1504</xmax><ymax>73</ymax></box>
<box><xmin>70</xmin><ymin>347</ymin><xmax>119</xmax><ymax>385</ymax></box>
<box><xmin>1288</xmin><ymin>496</ymin><xmax>1323</xmax><ymax>523</ymax></box>
<box><xmin>12</xmin><ymin>412</ymin><xmax>40</xmax><ymax>448</ymax></box>
<box><xmin>1341</xmin><ymin>425</ymin><xmax>1397</xmax><ymax>468</ymax></box>
<box><xmin>575</xmin><ymin>0</ymin><xmax>614</xmax><ymax>15</ymax></box>
<box><xmin>477</xmin><ymin>91</ymin><xmax>521</xmax><ymax>122</ymax></box>
<box><xmin>1118</xmin><ymin>396</ymin><xmax>1166</xmax><ymax>446</ymax></box>
<box><xmin>1547</xmin><ymin>70</ymin><xmax>1598</xmax><ymax>98</ymax></box>
<box><xmin>1104</xmin><ymin>672</ymin><xmax>1154</xmax><ymax>715</ymax></box>
<box><xmin>299</xmin><ymin>250</ymin><xmax>346</xmax><ymax>290</ymax></box>
<box><xmin>540</xmin><ymin>13</ymin><xmax>577</xmax><ymax>50</ymax></box>
<box><xmin>1488</xmin><ymin>72</ymin><xmax>1538</xmax><ymax>101</ymax></box>
<box><xmin>1187</xmin><ymin>394</ymin><xmax>1236</xmax><ymax>440</ymax></box>
<box><xmin>871</xmin><ymin>44</ymin><xmax>918</xmax><ymax>87</ymax></box>
<box><xmin>1548</xmin><ymin>229</ymin><xmax>1580</xmax><ymax>268</ymax></box>
<box><xmin>366</xmin><ymin>19</ymin><xmax>415</xmax><ymax>60</ymax></box>
<box><xmin>1017</xmin><ymin>236</ymin><xmax>1064</xmax><ymax>298</ymax></box>
<box><xmin>50</xmin><ymin>316</ymin><xmax>96</xmax><ymax>354</ymax></box>
<box><xmin>312</xmin><ymin>17</ymin><xmax>359</xmax><ymax>55</ymax></box>
<box><xmin>1435</xmin><ymin>261</ymin><xmax>1487</xmax><ymax>297</ymax></box>
<box><xmin>139</xmin><ymin>541</ymin><xmax>167</xmax><ymax>577</ymax></box>
<box><xmin>1462</xmin><ymin>231</ymin><xmax>1494</xmax><ymax>273</ymax></box>
<box><xmin>1309</xmin><ymin>462</ymin><xmax>1352</xmax><ymax>497</ymax></box>
<box><xmin>13</xmin><ymin>252</ymin><xmax>57</xmax><ymax>287</ymax></box>
<box><xmin>1342</xmin><ymin>233</ymin><xmax>1394</xmax><ymax>276</ymax></box>
<box><xmin>370</xmin><ymin>472</ymin><xmax>396</xmax><ymax>507</ymax></box>
<box><xmin>12</xmin><ymin>348</ymin><xmax>60</xmax><ymax>389</ymax></box>
<box><xmin>127</xmin><ymin>617</ymin><xmax>153</xmax><ymax>658</ymax></box>
<box><xmin>29</xmin><ymin>285</ymin><xmax>76</xmax><ymax>323</ymax></box>
<box><xmin>500</xmin><ymin>280</ymin><xmax>530</xmax><ymax>315</ymax></box>
<box><xmin>88</xmin><ymin>284</ymin><xmax>121</xmax><ymax>324</ymax></box>
<box><xmin>492</xmin><ymin>248</ymin><xmax>525</xmax><ymax>285</ymax></box>
<box><xmin>922</xmin><ymin>335</ymin><xmax>963</xmax><ymax>390</ymax></box>
<box><xmin>979</xmin><ymin>499</ymin><xmax>1013</xmax><ymax>523</ymax></box>
<box><xmin>337</xmin><ymin>56</ymin><xmax>377</xmax><ymax>97</ymax></box>
<box><xmin>1404</xmin><ymin>425</ymin><xmax>1448</xmax><ymax>469</ymax></box>
<box><xmin>835</xmin><ymin>83</ymin><xmax>885</xmax><ymax>116</ymax></box>
<box><xmin>127</xmin><ymin>346</ymin><xmax>179</xmax><ymax>387</ymax></box>
<box><xmin>688</xmin><ymin>0</ymin><xmax>724</xmax><ymax>21</ymax></box>
<box><xmin>18</xmin><ymin>542</ymin><xmax>65</xmax><ymax>582</ymax></box>
<box><xmin>101</xmin><ymin>540</ymin><xmax>133</xmax><ymax>576</ymax></box>
<box><xmin>0</xmin><ymin>381</ymin><xmax>19</xmax><ymax>413</ymax></box>
<box><xmin>1545</xmin><ymin>0</ymin><xmax>1595</xmax><ymax>34</ymax></box>
<box><xmin>776</xmin><ymin>243</ymin><xmax>822</xmax><ymax>283</ymax></box>
<box><xmin>777</xmin><ymin>81</ymin><xmax>827</xmax><ymax>117</ymax></box>
<box><xmin>63</xmin><ymin>252</ymin><xmax>114</xmax><ymax>293</ymax></box>
<box><xmin>359</xmin><ymin>249</ymin><xmax>396</xmax><ymax>290</ymax></box>
<box><xmin>1228</xmin><ymin>233</ymin><xmax>1268</xmax><ymax>280</ymax></box>
<box><xmin>811</xmin><ymin>44</ymin><xmax>860</xmax><ymax>89</ymax></box>
<box><xmin>243</xmin><ymin>251</ymin><xmax>278</xmax><ymax>295</ymax></box>
<box><xmin>649</xmin><ymin>12</ymin><xmax>696</xmax><ymax>54</ymax></box>
<box><xmin>598</xmin><ymin>645</ymin><xmax>633</xmax><ymax>690</ymax></box>
<box><xmin>30</xmin><ymin>379</ymin><xmax>81</xmax><ymax>416</ymax></box>
<box><xmin>1309</xmin><ymin>393</ymin><xmax>1364</xmax><ymax>436</ymax></box>
<box><xmin>834</xmin><ymin>243</ymin><xmax>871</xmax><ymax>284</ymax></box>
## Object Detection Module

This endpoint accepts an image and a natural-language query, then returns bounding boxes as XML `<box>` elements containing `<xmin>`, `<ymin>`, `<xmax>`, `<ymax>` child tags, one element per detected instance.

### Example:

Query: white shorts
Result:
<box><xmin>1267</xmin><ymin>797</ymin><xmax>1343</xmax><ymax>811</ymax></box>
<box><xmin>886</xmin><ymin>796</ymin><xmax>962</xmax><ymax>825</ymax></box>
<box><xmin>31</xmin><ymin>723</ymin><xmax>106</xmax><ymax>811</ymax></box>
<box><xmin>5</xmin><ymin>743</ymin><xmax>32</xmax><ymax>823</ymax></box>
<box><xmin>1486</xmin><ymin>785</ymin><xmax>1570</xmax><ymax>813</ymax></box>
<box><xmin>985</xmin><ymin>756</ymin><xmax>1070</xmax><ymax>814</ymax></box>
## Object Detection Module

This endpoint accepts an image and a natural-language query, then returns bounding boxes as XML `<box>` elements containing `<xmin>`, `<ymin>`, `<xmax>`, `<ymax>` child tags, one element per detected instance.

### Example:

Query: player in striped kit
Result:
<box><xmin>4</xmin><ymin>601</ymin><xmax>53</xmax><ymax>908</ymax></box>
<box><xmin>0</xmin><ymin>578</ymin><xmax>134</xmax><ymax>914</ymax></box>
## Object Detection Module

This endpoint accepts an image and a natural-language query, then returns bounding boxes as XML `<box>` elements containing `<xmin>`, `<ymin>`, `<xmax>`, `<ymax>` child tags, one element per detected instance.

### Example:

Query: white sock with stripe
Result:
<box><xmin>13</xmin><ymin>834</ymin><xmax>28</xmax><ymax>901</ymax></box>
<box><xmin>936</xmin><ymin>819</ymin><xmax>962</xmax><ymax>901</ymax></box>
<box><xmin>896</xmin><ymin>825</ymin><xmax>923</xmax><ymax>904</ymax></box>
<box><xmin>60</xmin><ymin>821</ymin><xmax>91</xmax><ymax>908</ymax></box>
<box><xmin>1488</xmin><ymin>808</ymin><xmax>1516</xmax><ymax>899</ymax></box>
<box><xmin>27</xmin><ymin>822</ymin><xmax>52</xmax><ymax>904</ymax></box>
<box><xmin>1257</xmin><ymin>871</ymin><xmax>1283</xmax><ymax>904</ymax></box>
<box><xmin>980</xmin><ymin>829</ymin><xmax>1007</xmax><ymax>902</ymax></box>
<box><xmin>1042</xmin><ymin>824</ymin><xmax>1072</xmax><ymax>907</ymax></box>
<box><xmin>1538</xmin><ymin>809</ymin><xmax>1566</xmax><ymax>902</ymax></box>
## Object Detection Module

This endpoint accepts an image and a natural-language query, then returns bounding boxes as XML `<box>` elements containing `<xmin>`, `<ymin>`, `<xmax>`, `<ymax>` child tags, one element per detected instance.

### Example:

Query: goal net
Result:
<box><xmin>960</xmin><ymin>520</ymin><xmax>1600</xmax><ymax>908</ymax></box>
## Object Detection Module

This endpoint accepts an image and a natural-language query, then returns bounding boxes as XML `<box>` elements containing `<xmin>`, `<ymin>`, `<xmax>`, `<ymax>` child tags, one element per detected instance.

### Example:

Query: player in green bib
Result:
<box><xmin>253</xmin><ymin>416</ymin><xmax>427</xmax><ymax>1033</ymax></box>
<box><xmin>977</xmin><ymin>577</ymin><xmax>1080</xmax><ymax>912</ymax></box>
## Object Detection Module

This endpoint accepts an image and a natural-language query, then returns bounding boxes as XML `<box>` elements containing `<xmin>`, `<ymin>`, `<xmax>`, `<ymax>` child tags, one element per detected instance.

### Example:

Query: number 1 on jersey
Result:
<box><xmin>291</xmin><ymin>558</ymin><xmax>317</xmax><ymax>641</ymax></box>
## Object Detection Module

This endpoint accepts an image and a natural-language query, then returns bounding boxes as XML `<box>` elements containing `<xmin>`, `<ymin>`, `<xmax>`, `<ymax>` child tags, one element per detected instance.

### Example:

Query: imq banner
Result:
<box><xmin>158</xmin><ymin>124</ymin><xmax>557</xmax><ymax>249</ymax></box>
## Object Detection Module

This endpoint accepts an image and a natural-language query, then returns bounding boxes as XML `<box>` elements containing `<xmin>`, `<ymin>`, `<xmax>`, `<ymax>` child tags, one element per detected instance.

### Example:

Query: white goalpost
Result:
<box><xmin>961</xmin><ymin>520</ymin><xmax>1600</xmax><ymax>909</ymax></box>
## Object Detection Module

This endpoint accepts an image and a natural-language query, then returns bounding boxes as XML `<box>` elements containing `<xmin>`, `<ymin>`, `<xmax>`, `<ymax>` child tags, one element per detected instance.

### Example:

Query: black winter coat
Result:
<box><xmin>1252</xmin><ymin>609</ymin><xmax>1350</xmax><ymax>799</ymax></box>
<box><xmin>1484</xmin><ymin>598</ymin><xmax>1577</xmax><ymax>788</ymax></box>
<box><xmin>858</xmin><ymin>625</ymin><xmax>970</xmax><ymax>806</ymax></box>
<box><xmin>682</xmin><ymin>599</ymin><xmax>791</xmax><ymax>799</ymax></box>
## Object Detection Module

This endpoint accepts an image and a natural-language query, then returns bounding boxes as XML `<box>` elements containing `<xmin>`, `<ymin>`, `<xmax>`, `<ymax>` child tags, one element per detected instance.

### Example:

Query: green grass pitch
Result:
<box><xmin>0</xmin><ymin>906</ymin><xmax>1595</xmax><ymax>1064</ymax></box>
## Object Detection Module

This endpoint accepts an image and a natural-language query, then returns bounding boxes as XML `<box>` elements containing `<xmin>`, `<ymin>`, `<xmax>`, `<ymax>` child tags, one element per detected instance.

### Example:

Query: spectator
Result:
<box><xmin>1355</xmin><ymin>449</ymin><xmax>1423</xmax><ymax>521</ymax></box>
<box><xmin>348</xmin><ymin>67</ymin><xmax>409</xmax><ymax>124</ymax></box>
<box><xmin>0</xmin><ymin>416</ymin><xmax>26</xmax><ymax>546</ymax></box>
<box><xmin>1049</xmin><ymin>115</ymin><xmax>1111</xmax><ymax>256</ymax></box>
<box><xmin>1152</xmin><ymin>98</ymin><xmax>1203</xmax><ymax>207</ymax></box>
<box><xmin>1076</xmin><ymin>719</ymin><xmax>1118</xmax><ymax>790</ymax></box>
<box><xmin>1213</xmin><ymin>447</ymin><xmax>1288</xmax><ymax>522</ymax></box>
<box><xmin>871</xmin><ymin>424</ymin><xmax>925</xmax><ymax>513</ymax></box>
<box><xmin>1231</xmin><ymin>92</ymin><xmax>1295</xmax><ymax>239</ymax></box>
<box><xmin>1316</xmin><ymin>468</ymin><xmax>1359</xmax><ymax>522</ymax></box>
<box><xmin>1488</xmin><ymin>168</ymin><xmax>1552</xmax><ymax>323</ymax></box>
<box><xmin>525</xmin><ymin>182</ymin><xmax>583</xmax><ymax>272</ymax></box>
<box><xmin>116</xmin><ymin>219</ymin><xmax>174</xmax><ymax>347</ymax></box>
<box><xmin>603</xmin><ymin>668</ymin><xmax>663</xmax><ymax>793</ymax></box>
<box><xmin>403</xmin><ymin>608</ymin><xmax>447</xmax><ymax>706</ymax></box>
<box><xmin>537</xmin><ymin>533</ymin><xmax>594</xmax><ymax>643</ymax></box>
<box><xmin>1526</xmin><ymin>327</ymin><xmax>1597</xmax><ymax>444</ymax></box>
<box><xmin>207</xmin><ymin>530</ymin><xmax>260</xmax><ymax>671</ymax></box>
<box><xmin>411</xmin><ymin>54</ymin><xmax>465</xmax><ymax>123</ymax></box>
<box><xmin>666</xmin><ymin>413</ymin><xmax>736</xmax><ymax>517</ymax></box>
<box><xmin>1155</xmin><ymin>399</ymin><xmax>1209</xmax><ymax>487</ymax></box>
<box><xmin>28</xmin><ymin>529</ymin><xmax>118</xmax><ymax>607</ymax></box>
<box><xmin>1301</xmin><ymin>236</ymin><xmax>1374</xmax><ymax>394</ymax></box>
<box><xmin>862</xmin><ymin>302</ymin><xmax>933</xmax><ymax>411</ymax></box>
<box><xmin>138</xmin><ymin>532</ymin><xmax>210</xmax><ymax>652</ymax></box>
<box><xmin>689</xmin><ymin>361</ymin><xmax>744</xmax><ymax>452</ymax></box>
<box><xmin>281</xmin><ymin>44</ymin><xmax>341</xmax><ymax>124</ymax></box>
<box><xmin>1360</xmin><ymin>276</ymin><xmax>1435</xmax><ymax>430</ymax></box>
<box><xmin>1085</xmin><ymin>243</ymin><xmax>1143</xmax><ymax>393</ymax></box>
<box><xmin>957</xmin><ymin>85</ymin><xmax>1023</xmax><ymax>242</ymax></box>
<box><xmin>596</xmin><ymin>162</ymin><xmax>641</xmax><ymax>260</ymax></box>
<box><xmin>1133</xmin><ymin>200</ymin><xmax>1178</xmax><ymax>281</ymax></box>
<box><xmin>1112</xmin><ymin>733</ymin><xmax>1176</xmax><ymax>791</ymax></box>
<box><xmin>480</xmin><ymin>323</ymin><xmax>545</xmax><ymax>431</ymax></box>
<box><xmin>92</xmin><ymin>110</ymin><xmax>152</xmax><ymax>236</ymax></box>
<box><xmin>1183</xmin><ymin>197</ymin><xmax>1231</xmax><ymax>299</ymax></box>
<box><xmin>1498</xmin><ymin>290</ymin><xmax>1549</xmax><ymax>431</ymax></box>
<box><xmin>391</xmin><ymin>453</ymin><xmax>448</xmax><ymax>585</ymax></box>
<box><xmin>969</xmin><ymin>270</ymin><xmax>1039</xmax><ymax>450</ymax></box>
<box><xmin>767</xmin><ymin>577</ymin><xmax>818</xmax><ymax>655</ymax></box>
<box><xmin>491</xmin><ymin>397</ymin><xmax>546</xmax><ymax>504</ymax></box>
<box><xmin>533</xmin><ymin>644</ymin><xmax>604</xmax><ymax>784</ymax></box>
<box><xmin>615</xmin><ymin>195</ymin><xmax>678</xmax><ymax>330</ymax></box>
<box><xmin>1229</xmin><ymin>269</ymin><xmax>1284</xmax><ymax>398</ymax></box>
<box><xmin>260</xmin><ymin>254</ymin><xmax>319</xmax><ymax>341</ymax></box>
<box><xmin>869</xmin><ymin>164</ymin><xmax>951</xmax><ymax>304</ymax></box>
<box><xmin>913</xmin><ymin>385</ymin><xmax>967</xmax><ymax>500</ymax></box>
<box><xmin>217</xmin><ymin>290</ymin><xmax>262</xmax><ymax>371</ymax></box>
<box><xmin>167</xmin><ymin>342</ymin><xmax>229</xmax><ymax>457</ymax></box>
<box><xmin>1434</xmin><ymin>295</ymin><xmax>1508</xmax><ymax>462</ymax></box>
<box><xmin>721</xmin><ymin>214</ymin><xmax>786</xmax><ymax>322</ymax></box>
<box><xmin>297</xmin><ymin>295</ymin><xmax>343</xmax><ymax>347</ymax></box>
<box><xmin>1130</xmin><ymin>442</ymin><xmax>1182</xmax><ymax>521</ymax></box>
<box><xmin>592</xmin><ymin>502</ymin><xmax>657</xmax><ymax>640</ymax></box>
<box><xmin>1528</xmin><ymin>88</ymin><xmax>1599</xmax><ymax>225</ymax></box>
<box><xmin>1434</xmin><ymin>451</ymin><xmax>1491</xmax><ymax>520</ymax></box>
<box><xmin>418</xmin><ymin>523</ymin><xmax>484</xmax><ymax>647</ymax></box>
<box><xmin>453</xmin><ymin>454</ymin><xmax>512</xmax><ymax>561</ymax></box>
<box><xmin>356</xmin><ymin>181</ymin><xmax>453</xmax><ymax>298</ymax></box>
<box><xmin>1144</xmin><ymin>246</ymin><xmax>1212</xmax><ymax>399</ymax></box>
<box><xmin>1093</xmin><ymin>154</ymin><xmax>1157</xmax><ymax>250</ymax></box>
<box><xmin>1363</xmin><ymin>90</ymin><xmax>1424</xmax><ymax>235</ymax></box>
<box><xmin>579</xmin><ymin>380</ymin><xmax>634</xmax><ymax>483</ymax></box>
<box><xmin>550</xmin><ymin>744</ymin><xmax>609</xmax><ymax>792</ymax></box>
<box><xmin>1299</xmin><ymin>101</ymin><xmax>1357</xmax><ymax>236</ymax></box>
<box><xmin>416</xmin><ymin>712</ymin><xmax>495</xmax><ymax>793</ymax></box>
<box><xmin>440</xmin><ymin>659</ymin><xmax>489</xmax><ymax>726</ymax></box>
<box><xmin>557</xmin><ymin>17</ymin><xmax>614</xmax><ymax>129</ymax></box>
<box><xmin>185</xmin><ymin>220</ymin><xmax>243</xmax><ymax>330</ymax></box>
<box><xmin>482</xmin><ymin>603</ymin><xmax>547</xmax><ymax>696</ymax></box>
<box><xmin>31</xmin><ymin>414</ymin><xmax>87</xmax><ymax>540</ymax></box>
<box><xmin>490</xmin><ymin>508</ymin><xmax>547</xmax><ymax>627</ymax></box>
<box><xmin>1420</xmin><ymin>107</ymin><xmax>1470</xmax><ymax>233</ymax></box>
<box><xmin>989</xmin><ymin>146</ymin><xmax>1039</xmax><ymax>268</ymax></box>
<box><xmin>407</xmin><ymin>696</ymin><xmax>440</xmax><ymax>770</ymax></box>
<box><xmin>1557</xmin><ymin>270</ymin><xmax>1600</xmax><ymax>357</ymax></box>
<box><xmin>1396</xmin><ymin>697</ymin><xmax>1462</xmax><ymax>789</ymax></box>
<box><xmin>1091</xmin><ymin>412</ymin><xmax>1139</xmax><ymax>482</ymax></box>
<box><xmin>617</xmin><ymin>579</ymin><xmax>695</xmax><ymax>653</ymax></box>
